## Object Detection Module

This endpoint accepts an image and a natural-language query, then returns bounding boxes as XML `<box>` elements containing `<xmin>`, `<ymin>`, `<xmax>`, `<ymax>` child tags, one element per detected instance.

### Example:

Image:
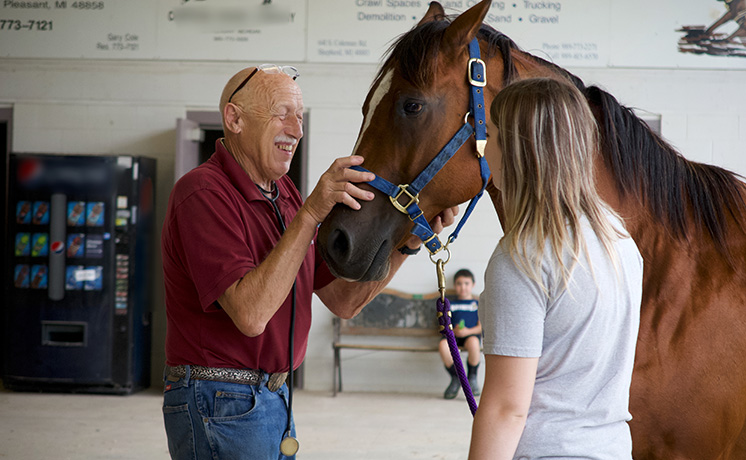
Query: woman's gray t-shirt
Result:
<box><xmin>480</xmin><ymin>214</ymin><xmax>643</xmax><ymax>459</ymax></box>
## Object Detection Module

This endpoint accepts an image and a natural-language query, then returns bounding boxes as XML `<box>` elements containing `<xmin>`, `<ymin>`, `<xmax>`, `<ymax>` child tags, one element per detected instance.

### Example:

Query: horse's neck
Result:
<box><xmin>485</xmin><ymin>181</ymin><xmax>506</xmax><ymax>231</ymax></box>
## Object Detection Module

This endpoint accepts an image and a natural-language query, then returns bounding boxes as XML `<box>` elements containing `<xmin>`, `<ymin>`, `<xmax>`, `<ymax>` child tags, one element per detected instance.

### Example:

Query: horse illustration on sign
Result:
<box><xmin>678</xmin><ymin>0</ymin><xmax>746</xmax><ymax>57</ymax></box>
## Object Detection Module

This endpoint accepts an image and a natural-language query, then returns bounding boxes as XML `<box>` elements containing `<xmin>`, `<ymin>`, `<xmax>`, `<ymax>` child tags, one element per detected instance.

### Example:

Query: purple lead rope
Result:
<box><xmin>437</xmin><ymin>297</ymin><xmax>478</xmax><ymax>416</ymax></box>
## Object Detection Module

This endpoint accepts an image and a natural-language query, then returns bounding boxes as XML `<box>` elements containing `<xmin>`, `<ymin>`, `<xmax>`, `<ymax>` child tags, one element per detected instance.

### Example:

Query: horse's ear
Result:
<box><xmin>442</xmin><ymin>0</ymin><xmax>490</xmax><ymax>49</ymax></box>
<box><xmin>418</xmin><ymin>2</ymin><xmax>446</xmax><ymax>26</ymax></box>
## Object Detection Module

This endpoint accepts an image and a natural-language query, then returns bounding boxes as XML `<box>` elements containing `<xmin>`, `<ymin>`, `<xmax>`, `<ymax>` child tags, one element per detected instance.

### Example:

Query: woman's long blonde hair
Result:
<box><xmin>490</xmin><ymin>77</ymin><xmax>626</xmax><ymax>294</ymax></box>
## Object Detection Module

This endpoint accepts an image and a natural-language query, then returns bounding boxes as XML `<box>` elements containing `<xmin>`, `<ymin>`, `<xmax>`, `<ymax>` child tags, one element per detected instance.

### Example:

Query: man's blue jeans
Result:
<box><xmin>162</xmin><ymin>366</ymin><xmax>296</xmax><ymax>460</ymax></box>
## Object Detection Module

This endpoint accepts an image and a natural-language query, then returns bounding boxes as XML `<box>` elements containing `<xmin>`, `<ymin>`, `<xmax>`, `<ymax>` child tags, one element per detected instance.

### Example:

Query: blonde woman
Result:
<box><xmin>469</xmin><ymin>78</ymin><xmax>644</xmax><ymax>460</ymax></box>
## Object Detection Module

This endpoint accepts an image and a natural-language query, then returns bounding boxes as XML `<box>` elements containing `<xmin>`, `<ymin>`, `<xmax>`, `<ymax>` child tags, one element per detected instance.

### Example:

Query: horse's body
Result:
<box><xmin>317</xmin><ymin>1</ymin><xmax>746</xmax><ymax>458</ymax></box>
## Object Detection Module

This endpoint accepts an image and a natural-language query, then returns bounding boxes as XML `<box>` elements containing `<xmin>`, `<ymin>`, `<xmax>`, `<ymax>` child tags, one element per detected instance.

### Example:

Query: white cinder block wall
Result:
<box><xmin>2</xmin><ymin>56</ymin><xmax>745</xmax><ymax>394</ymax></box>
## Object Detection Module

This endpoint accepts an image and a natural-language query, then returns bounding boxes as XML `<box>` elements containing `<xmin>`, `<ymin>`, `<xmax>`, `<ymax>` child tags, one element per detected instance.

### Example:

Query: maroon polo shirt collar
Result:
<box><xmin>213</xmin><ymin>139</ymin><xmax>279</xmax><ymax>204</ymax></box>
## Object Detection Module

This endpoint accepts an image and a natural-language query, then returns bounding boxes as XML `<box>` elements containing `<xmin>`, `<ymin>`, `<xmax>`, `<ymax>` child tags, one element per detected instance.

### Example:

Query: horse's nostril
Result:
<box><xmin>330</xmin><ymin>228</ymin><xmax>350</xmax><ymax>261</ymax></box>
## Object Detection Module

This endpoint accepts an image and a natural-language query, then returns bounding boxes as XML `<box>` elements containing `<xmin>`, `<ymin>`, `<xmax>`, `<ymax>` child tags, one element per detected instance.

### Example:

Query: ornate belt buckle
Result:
<box><xmin>268</xmin><ymin>372</ymin><xmax>288</xmax><ymax>392</ymax></box>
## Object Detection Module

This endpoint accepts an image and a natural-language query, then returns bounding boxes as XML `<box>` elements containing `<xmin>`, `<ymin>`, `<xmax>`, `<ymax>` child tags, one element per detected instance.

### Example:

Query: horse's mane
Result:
<box><xmin>586</xmin><ymin>87</ymin><xmax>746</xmax><ymax>254</ymax></box>
<box><xmin>381</xmin><ymin>17</ymin><xmax>746</xmax><ymax>254</ymax></box>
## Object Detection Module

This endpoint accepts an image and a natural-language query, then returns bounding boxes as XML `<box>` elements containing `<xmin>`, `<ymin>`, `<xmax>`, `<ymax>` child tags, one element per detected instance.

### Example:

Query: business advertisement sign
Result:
<box><xmin>609</xmin><ymin>0</ymin><xmax>746</xmax><ymax>68</ymax></box>
<box><xmin>156</xmin><ymin>0</ymin><xmax>306</xmax><ymax>61</ymax></box>
<box><xmin>0</xmin><ymin>0</ymin><xmax>743</xmax><ymax>68</ymax></box>
<box><xmin>308</xmin><ymin>0</ymin><xmax>611</xmax><ymax>67</ymax></box>
<box><xmin>0</xmin><ymin>0</ymin><xmax>305</xmax><ymax>61</ymax></box>
<box><xmin>0</xmin><ymin>0</ymin><xmax>157</xmax><ymax>59</ymax></box>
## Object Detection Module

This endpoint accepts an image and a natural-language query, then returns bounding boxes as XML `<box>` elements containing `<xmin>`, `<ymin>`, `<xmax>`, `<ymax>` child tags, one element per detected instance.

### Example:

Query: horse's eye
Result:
<box><xmin>403</xmin><ymin>101</ymin><xmax>424</xmax><ymax>116</ymax></box>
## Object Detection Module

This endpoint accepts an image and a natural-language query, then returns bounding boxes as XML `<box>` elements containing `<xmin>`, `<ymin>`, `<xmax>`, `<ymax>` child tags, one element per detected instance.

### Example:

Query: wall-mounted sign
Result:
<box><xmin>0</xmin><ymin>0</ymin><xmax>157</xmax><ymax>59</ymax></box>
<box><xmin>307</xmin><ymin>1</ymin><xmax>612</xmax><ymax>67</ymax></box>
<box><xmin>0</xmin><ymin>0</ymin><xmax>743</xmax><ymax>68</ymax></box>
<box><xmin>609</xmin><ymin>0</ymin><xmax>746</xmax><ymax>68</ymax></box>
<box><xmin>156</xmin><ymin>0</ymin><xmax>306</xmax><ymax>61</ymax></box>
<box><xmin>0</xmin><ymin>0</ymin><xmax>306</xmax><ymax>61</ymax></box>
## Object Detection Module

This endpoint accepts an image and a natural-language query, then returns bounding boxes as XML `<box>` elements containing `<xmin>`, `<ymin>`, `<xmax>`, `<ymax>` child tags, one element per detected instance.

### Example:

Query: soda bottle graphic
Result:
<box><xmin>66</xmin><ymin>266</ymin><xmax>85</xmax><ymax>290</ymax></box>
<box><xmin>87</xmin><ymin>202</ymin><xmax>104</xmax><ymax>226</ymax></box>
<box><xmin>67</xmin><ymin>235</ymin><xmax>83</xmax><ymax>257</ymax></box>
<box><xmin>14</xmin><ymin>265</ymin><xmax>29</xmax><ymax>288</ymax></box>
<box><xmin>31</xmin><ymin>234</ymin><xmax>48</xmax><ymax>257</ymax></box>
<box><xmin>32</xmin><ymin>202</ymin><xmax>49</xmax><ymax>225</ymax></box>
<box><xmin>16</xmin><ymin>201</ymin><xmax>31</xmax><ymax>224</ymax></box>
<box><xmin>15</xmin><ymin>233</ymin><xmax>30</xmax><ymax>256</ymax></box>
<box><xmin>31</xmin><ymin>266</ymin><xmax>47</xmax><ymax>289</ymax></box>
<box><xmin>68</xmin><ymin>202</ymin><xmax>84</xmax><ymax>226</ymax></box>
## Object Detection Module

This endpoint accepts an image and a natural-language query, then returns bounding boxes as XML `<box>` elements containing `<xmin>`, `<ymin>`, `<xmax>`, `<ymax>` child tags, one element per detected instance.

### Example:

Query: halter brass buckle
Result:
<box><xmin>467</xmin><ymin>58</ymin><xmax>487</xmax><ymax>87</ymax></box>
<box><xmin>389</xmin><ymin>184</ymin><xmax>419</xmax><ymax>214</ymax></box>
<box><xmin>422</xmin><ymin>233</ymin><xmax>443</xmax><ymax>255</ymax></box>
<box><xmin>475</xmin><ymin>139</ymin><xmax>486</xmax><ymax>158</ymax></box>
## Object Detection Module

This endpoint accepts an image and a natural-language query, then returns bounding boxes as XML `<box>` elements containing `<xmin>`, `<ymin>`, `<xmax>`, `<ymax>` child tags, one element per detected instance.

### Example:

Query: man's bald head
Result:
<box><xmin>220</xmin><ymin>67</ymin><xmax>302</xmax><ymax>130</ymax></box>
<box><xmin>220</xmin><ymin>67</ymin><xmax>257</xmax><ymax>115</ymax></box>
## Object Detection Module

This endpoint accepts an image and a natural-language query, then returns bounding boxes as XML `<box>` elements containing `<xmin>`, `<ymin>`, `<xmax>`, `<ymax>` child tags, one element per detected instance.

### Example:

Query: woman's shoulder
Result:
<box><xmin>488</xmin><ymin>239</ymin><xmax>539</xmax><ymax>278</ymax></box>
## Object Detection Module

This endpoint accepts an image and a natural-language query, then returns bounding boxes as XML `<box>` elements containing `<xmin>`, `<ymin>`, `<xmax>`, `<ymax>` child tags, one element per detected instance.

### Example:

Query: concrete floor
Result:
<box><xmin>0</xmin><ymin>386</ymin><xmax>476</xmax><ymax>460</ymax></box>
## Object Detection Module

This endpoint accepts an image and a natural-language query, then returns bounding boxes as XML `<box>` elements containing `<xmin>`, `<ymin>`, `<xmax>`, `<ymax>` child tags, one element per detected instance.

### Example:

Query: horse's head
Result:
<box><xmin>317</xmin><ymin>0</ymin><xmax>496</xmax><ymax>281</ymax></box>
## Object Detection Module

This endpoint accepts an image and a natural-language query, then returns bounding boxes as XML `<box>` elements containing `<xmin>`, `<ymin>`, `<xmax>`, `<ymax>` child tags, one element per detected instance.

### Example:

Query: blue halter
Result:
<box><xmin>352</xmin><ymin>38</ymin><xmax>491</xmax><ymax>255</ymax></box>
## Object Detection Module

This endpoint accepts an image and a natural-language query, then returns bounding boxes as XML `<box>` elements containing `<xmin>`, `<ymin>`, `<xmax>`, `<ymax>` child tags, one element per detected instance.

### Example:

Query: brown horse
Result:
<box><xmin>317</xmin><ymin>1</ymin><xmax>746</xmax><ymax>458</ymax></box>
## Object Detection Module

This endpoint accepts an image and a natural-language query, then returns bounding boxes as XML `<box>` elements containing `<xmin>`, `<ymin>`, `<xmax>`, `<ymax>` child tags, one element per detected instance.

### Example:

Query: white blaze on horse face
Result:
<box><xmin>352</xmin><ymin>69</ymin><xmax>393</xmax><ymax>157</ymax></box>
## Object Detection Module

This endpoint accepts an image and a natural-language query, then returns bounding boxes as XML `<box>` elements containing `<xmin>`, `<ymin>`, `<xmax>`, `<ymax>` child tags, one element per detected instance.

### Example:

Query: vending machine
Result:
<box><xmin>4</xmin><ymin>153</ymin><xmax>156</xmax><ymax>394</ymax></box>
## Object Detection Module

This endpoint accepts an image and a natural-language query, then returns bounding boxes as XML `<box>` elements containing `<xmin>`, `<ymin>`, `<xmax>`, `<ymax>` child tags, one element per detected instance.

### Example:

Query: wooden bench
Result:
<box><xmin>332</xmin><ymin>288</ymin><xmax>456</xmax><ymax>396</ymax></box>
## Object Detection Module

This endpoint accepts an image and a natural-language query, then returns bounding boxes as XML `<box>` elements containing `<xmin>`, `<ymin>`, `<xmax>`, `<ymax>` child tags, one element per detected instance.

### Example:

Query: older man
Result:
<box><xmin>161</xmin><ymin>65</ymin><xmax>455</xmax><ymax>459</ymax></box>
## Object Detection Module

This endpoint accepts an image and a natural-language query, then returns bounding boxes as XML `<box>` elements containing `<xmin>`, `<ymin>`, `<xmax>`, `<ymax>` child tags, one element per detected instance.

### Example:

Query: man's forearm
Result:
<box><xmin>218</xmin><ymin>207</ymin><xmax>322</xmax><ymax>336</ymax></box>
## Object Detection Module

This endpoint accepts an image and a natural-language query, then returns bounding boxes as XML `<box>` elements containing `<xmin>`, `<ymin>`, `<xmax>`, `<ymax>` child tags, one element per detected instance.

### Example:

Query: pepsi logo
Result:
<box><xmin>17</xmin><ymin>158</ymin><xmax>43</xmax><ymax>185</ymax></box>
<box><xmin>50</xmin><ymin>241</ymin><xmax>65</xmax><ymax>254</ymax></box>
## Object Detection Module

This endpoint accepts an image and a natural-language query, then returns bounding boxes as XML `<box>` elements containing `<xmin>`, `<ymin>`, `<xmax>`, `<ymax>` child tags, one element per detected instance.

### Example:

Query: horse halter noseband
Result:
<box><xmin>351</xmin><ymin>38</ymin><xmax>491</xmax><ymax>257</ymax></box>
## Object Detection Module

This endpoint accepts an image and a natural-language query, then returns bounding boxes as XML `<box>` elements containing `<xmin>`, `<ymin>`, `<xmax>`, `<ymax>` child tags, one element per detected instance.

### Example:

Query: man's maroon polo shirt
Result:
<box><xmin>162</xmin><ymin>140</ymin><xmax>335</xmax><ymax>373</ymax></box>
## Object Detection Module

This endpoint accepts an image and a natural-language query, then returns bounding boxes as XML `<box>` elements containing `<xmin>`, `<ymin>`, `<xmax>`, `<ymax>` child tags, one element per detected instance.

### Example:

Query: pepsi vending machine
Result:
<box><xmin>4</xmin><ymin>153</ymin><xmax>156</xmax><ymax>394</ymax></box>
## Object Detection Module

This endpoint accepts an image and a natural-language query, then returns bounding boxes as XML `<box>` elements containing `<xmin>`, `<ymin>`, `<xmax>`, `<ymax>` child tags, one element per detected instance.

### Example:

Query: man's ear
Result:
<box><xmin>223</xmin><ymin>103</ymin><xmax>243</xmax><ymax>134</ymax></box>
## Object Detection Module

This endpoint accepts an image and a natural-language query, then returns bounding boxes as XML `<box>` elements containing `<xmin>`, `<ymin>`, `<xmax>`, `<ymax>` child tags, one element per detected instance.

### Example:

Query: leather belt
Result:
<box><xmin>166</xmin><ymin>365</ymin><xmax>288</xmax><ymax>392</ymax></box>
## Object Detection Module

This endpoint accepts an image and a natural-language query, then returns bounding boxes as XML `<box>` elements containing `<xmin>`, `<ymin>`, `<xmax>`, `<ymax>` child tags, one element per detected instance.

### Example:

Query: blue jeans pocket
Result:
<box><xmin>213</xmin><ymin>389</ymin><xmax>257</xmax><ymax>419</ymax></box>
<box><xmin>163</xmin><ymin>403</ymin><xmax>195</xmax><ymax>460</ymax></box>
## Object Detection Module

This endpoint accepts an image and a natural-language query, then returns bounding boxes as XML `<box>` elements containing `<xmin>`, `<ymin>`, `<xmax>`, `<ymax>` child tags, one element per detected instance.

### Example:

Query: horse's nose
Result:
<box><xmin>318</xmin><ymin>203</ymin><xmax>398</xmax><ymax>281</ymax></box>
<box><xmin>326</xmin><ymin>227</ymin><xmax>352</xmax><ymax>267</ymax></box>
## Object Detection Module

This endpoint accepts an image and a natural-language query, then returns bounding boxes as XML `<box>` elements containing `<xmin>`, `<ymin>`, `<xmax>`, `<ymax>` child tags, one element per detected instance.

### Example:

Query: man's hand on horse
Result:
<box><xmin>303</xmin><ymin>155</ymin><xmax>376</xmax><ymax>224</ymax></box>
<box><xmin>403</xmin><ymin>205</ymin><xmax>460</xmax><ymax>250</ymax></box>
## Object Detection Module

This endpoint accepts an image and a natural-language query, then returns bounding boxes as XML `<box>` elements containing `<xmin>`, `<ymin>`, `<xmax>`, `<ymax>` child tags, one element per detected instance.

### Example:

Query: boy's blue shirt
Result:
<box><xmin>450</xmin><ymin>298</ymin><xmax>479</xmax><ymax>329</ymax></box>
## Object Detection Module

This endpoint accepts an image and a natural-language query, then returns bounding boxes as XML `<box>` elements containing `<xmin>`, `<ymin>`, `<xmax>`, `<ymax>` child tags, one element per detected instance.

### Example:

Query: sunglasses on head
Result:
<box><xmin>227</xmin><ymin>64</ymin><xmax>300</xmax><ymax>103</ymax></box>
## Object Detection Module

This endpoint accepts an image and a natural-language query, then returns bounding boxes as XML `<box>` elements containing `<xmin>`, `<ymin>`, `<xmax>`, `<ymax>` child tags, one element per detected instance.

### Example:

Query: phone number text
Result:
<box><xmin>0</xmin><ymin>19</ymin><xmax>52</xmax><ymax>30</ymax></box>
